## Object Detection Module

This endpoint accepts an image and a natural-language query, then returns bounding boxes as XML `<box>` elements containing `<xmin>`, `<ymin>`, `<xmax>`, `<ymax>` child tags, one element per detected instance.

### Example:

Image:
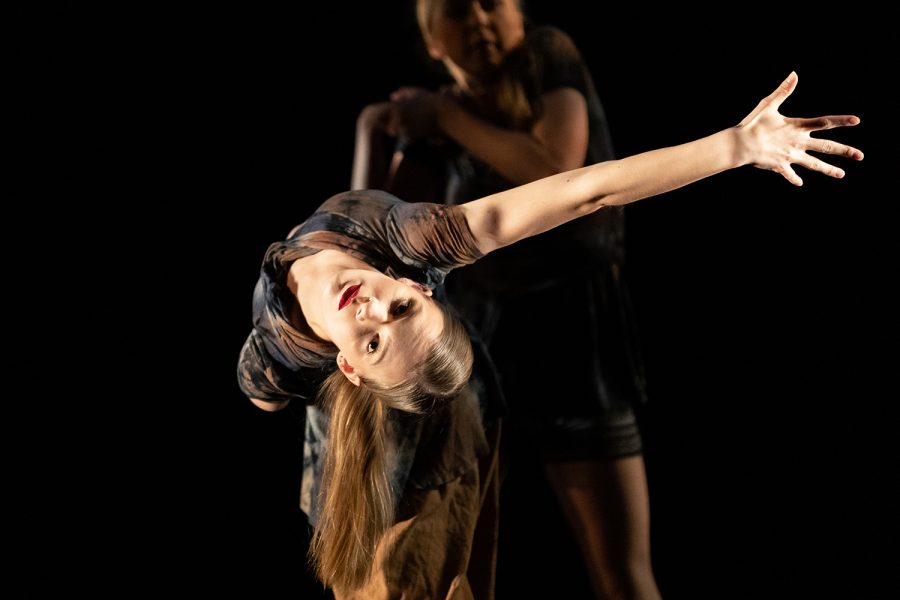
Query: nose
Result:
<box><xmin>468</xmin><ymin>1</ymin><xmax>490</xmax><ymax>26</ymax></box>
<box><xmin>354</xmin><ymin>296</ymin><xmax>388</xmax><ymax>323</ymax></box>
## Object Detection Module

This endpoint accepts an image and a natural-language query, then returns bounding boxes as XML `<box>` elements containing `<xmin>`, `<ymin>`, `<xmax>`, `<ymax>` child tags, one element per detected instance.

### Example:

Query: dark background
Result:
<box><xmin>33</xmin><ymin>2</ymin><xmax>895</xmax><ymax>598</ymax></box>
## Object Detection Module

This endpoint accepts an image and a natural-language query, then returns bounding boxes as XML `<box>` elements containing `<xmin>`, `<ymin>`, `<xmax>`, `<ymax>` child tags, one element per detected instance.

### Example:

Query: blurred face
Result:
<box><xmin>426</xmin><ymin>0</ymin><xmax>525</xmax><ymax>79</ymax></box>
<box><xmin>322</xmin><ymin>270</ymin><xmax>444</xmax><ymax>387</ymax></box>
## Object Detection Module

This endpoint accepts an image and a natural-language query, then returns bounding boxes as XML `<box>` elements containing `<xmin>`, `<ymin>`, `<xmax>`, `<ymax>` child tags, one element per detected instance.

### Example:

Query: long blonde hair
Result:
<box><xmin>308</xmin><ymin>301</ymin><xmax>473</xmax><ymax>592</ymax></box>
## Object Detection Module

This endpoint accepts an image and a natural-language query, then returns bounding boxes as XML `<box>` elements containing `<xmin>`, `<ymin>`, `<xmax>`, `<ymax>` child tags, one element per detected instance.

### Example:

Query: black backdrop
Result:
<box><xmin>36</xmin><ymin>3</ymin><xmax>896</xmax><ymax>598</ymax></box>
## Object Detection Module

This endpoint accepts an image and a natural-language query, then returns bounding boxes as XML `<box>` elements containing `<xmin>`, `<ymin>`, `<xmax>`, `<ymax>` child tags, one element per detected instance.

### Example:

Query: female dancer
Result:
<box><xmin>239</xmin><ymin>71</ymin><xmax>860</xmax><ymax>599</ymax></box>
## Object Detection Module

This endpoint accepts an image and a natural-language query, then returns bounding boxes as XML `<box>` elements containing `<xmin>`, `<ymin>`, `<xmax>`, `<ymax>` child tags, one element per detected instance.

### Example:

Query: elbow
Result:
<box><xmin>356</xmin><ymin>102</ymin><xmax>391</xmax><ymax>133</ymax></box>
<box><xmin>572</xmin><ymin>196</ymin><xmax>609</xmax><ymax>219</ymax></box>
<box><xmin>250</xmin><ymin>398</ymin><xmax>289</xmax><ymax>412</ymax></box>
<box><xmin>567</xmin><ymin>169</ymin><xmax>613</xmax><ymax>215</ymax></box>
<box><xmin>356</xmin><ymin>104</ymin><xmax>378</xmax><ymax>129</ymax></box>
<box><xmin>590</xmin><ymin>191</ymin><xmax>627</xmax><ymax>208</ymax></box>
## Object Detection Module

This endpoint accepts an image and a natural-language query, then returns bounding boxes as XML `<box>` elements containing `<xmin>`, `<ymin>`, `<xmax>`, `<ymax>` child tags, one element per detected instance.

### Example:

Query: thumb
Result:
<box><xmin>767</xmin><ymin>71</ymin><xmax>798</xmax><ymax>111</ymax></box>
<box><xmin>738</xmin><ymin>71</ymin><xmax>799</xmax><ymax>128</ymax></box>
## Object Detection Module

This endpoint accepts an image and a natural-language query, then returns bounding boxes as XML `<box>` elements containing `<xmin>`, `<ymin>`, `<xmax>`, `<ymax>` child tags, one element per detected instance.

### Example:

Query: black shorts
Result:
<box><xmin>504</xmin><ymin>407</ymin><xmax>642</xmax><ymax>461</ymax></box>
<box><xmin>480</xmin><ymin>273</ymin><xmax>645</xmax><ymax>461</ymax></box>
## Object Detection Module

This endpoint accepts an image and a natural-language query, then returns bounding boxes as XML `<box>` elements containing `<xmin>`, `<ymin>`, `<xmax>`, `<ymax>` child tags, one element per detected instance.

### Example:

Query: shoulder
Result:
<box><xmin>386</xmin><ymin>201</ymin><xmax>468</xmax><ymax>237</ymax></box>
<box><xmin>385</xmin><ymin>202</ymin><xmax>482</xmax><ymax>285</ymax></box>
<box><xmin>237</xmin><ymin>329</ymin><xmax>321</xmax><ymax>404</ymax></box>
<box><xmin>511</xmin><ymin>26</ymin><xmax>589</xmax><ymax>96</ymax></box>
<box><xmin>290</xmin><ymin>189</ymin><xmax>406</xmax><ymax>242</ymax></box>
<box><xmin>315</xmin><ymin>189</ymin><xmax>404</xmax><ymax>219</ymax></box>
<box><xmin>525</xmin><ymin>26</ymin><xmax>582</xmax><ymax>63</ymax></box>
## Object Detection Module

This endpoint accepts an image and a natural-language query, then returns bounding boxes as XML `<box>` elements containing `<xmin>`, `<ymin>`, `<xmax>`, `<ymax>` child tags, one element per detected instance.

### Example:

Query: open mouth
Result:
<box><xmin>338</xmin><ymin>284</ymin><xmax>361</xmax><ymax>310</ymax></box>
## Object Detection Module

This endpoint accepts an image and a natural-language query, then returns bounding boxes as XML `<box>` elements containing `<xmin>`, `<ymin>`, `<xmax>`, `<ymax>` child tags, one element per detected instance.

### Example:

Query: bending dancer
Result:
<box><xmin>238</xmin><ymin>71</ymin><xmax>861</xmax><ymax>600</ymax></box>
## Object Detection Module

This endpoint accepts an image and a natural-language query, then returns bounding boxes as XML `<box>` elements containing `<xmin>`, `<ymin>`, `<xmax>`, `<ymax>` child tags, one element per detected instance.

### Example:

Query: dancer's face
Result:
<box><xmin>324</xmin><ymin>270</ymin><xmax>444</xmax><ymax>387</ymax></box>
<box><xmin>425</xmin><ymin>0</ymin><xmax>525</xmax><ymax>79</ymax></box>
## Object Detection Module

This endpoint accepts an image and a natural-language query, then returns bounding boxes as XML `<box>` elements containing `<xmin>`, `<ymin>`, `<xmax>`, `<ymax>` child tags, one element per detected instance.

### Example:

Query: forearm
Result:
<box><xmin>464</xmin><ymin>128</ymin><xmax>742</xmax><ymax>253</ymax></box>
<box><xmin>436</xmin><ymin>97</ymin><xmax>564</xmax><ymax>184</ymax></box>
<box><xmin>351</xmin><ymin>120</ymin><xmax>391</xmax><ymax>190</ymax></box>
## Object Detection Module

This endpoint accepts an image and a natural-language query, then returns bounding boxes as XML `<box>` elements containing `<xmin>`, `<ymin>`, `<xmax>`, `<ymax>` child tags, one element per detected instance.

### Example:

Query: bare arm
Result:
<box><xmin>351</xmin><ymin>102</ymin><xmax>398</xmax><ymax>190</ymax></box>
<box><xmin>461</xmin><ymin>73</ymin><xmax>863</xmax><ymax>254</ymax></box>
<box><xmin>355</xmin><ymin>84</ymin><xmax>588</xmax><ymax>190</ymax></box>
<box><xmin>434</xmin><ymin>87</ymin><xmax>589</xmax><ymax>184</ymax></box>
<box><xmin>388</xmin><ymin>84</ymin><xmax>589</xmax><ymax>184</ymax></box>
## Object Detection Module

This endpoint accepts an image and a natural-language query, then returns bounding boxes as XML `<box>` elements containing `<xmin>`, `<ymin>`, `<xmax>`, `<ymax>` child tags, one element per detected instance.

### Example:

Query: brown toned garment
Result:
<box><xmin>236</xmin><ymin>190</ymin><xmax>504</xmax><ymax>599</ymax></box>
<box><xmin>338</xmin><ymin>405</ymin><xmax>502</xmax><ymax>600</ymax></box>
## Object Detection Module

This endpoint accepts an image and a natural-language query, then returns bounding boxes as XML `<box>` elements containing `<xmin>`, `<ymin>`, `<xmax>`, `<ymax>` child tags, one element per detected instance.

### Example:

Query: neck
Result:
<box><xmin>288</xmin><ymin>258</ymin><xmax>331</xmax><ymax>341</ymax></box>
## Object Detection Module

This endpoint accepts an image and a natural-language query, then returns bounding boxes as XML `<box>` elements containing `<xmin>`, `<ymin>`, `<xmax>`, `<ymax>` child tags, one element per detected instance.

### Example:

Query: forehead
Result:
<box><xmin>436</xmin><ymin>0</ymin><xmax>517</xmax><ymax>18</ymax></box>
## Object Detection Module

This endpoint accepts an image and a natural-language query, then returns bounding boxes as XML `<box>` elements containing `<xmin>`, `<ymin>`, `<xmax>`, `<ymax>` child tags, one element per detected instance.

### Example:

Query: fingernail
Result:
<box><xmin>850</xmin><ymin>116</ymin><xmax>860</xmax><ymax>125</ymax></box>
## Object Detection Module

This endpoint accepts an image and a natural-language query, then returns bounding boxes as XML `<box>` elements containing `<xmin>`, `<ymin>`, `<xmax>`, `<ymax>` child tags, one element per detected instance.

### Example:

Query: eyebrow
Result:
<box><xmin>369</xmin><ymin>301</ymin><xmax>419</xmax><ymax>367</ymax></box>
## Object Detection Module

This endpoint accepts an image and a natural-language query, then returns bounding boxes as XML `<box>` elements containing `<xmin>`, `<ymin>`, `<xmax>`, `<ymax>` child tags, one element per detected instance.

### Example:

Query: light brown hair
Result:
<box><xmin>415</xmin><ymin>0</ymin><xmax>537</xmax><ymax>129</ymax></box>
<box><xmin>308</xmin><ymin>301</ymin><xmax>473</xmax><ymax>591</ymax></box>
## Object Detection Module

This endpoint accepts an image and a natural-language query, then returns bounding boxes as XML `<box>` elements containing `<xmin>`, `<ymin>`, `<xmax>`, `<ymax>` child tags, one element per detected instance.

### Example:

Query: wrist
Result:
<box><xmin>728</xmin><ymin>125</ymin><xmax>753</xmax><ymax>168</ymax></box>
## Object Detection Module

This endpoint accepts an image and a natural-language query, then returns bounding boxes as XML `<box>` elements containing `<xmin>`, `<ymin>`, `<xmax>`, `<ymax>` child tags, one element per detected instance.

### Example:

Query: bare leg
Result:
<box><xmin>544</xmin><ymin>456</ymin><xmax>661</xmax><ymax>600</ymax></box>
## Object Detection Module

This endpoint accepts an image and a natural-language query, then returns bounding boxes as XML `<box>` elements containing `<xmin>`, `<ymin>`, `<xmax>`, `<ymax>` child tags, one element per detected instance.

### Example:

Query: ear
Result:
<box><xmin>397</xmin><ymin>277</ymin><xmax>433</xmax><ymax>297</ymax></box>
<box><xmin>336</xmin><ymin>353</ymin><xmax>361</xmax><ymax>387</ymax></box>
<box><xmin>425</xmin><ymin>36</ymin><xmax>445</xmax><ymax>61</ymax></box>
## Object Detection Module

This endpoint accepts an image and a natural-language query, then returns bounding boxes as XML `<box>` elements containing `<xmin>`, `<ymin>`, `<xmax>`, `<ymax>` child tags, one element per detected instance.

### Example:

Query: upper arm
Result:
<box><xmin>238</xmin><ymin>329</ymin><xmax>311</xmax><ymax>406</ymax></box>
<box><xmin>458</xmin><ymin>88</ymin><xmax>589</xmax><ymax>255</ymax></box>
<box><xmin>458</xmin><ymin>200</ymin><xmax>503</xmax><ymax>255</ymax></box>
<box><xmin>386</xmin><ymin>201</ymin><xmax>484</xmax><ymax>279</ymax></box>
<box><xmin>459</xmin><ymin>160</ymin><xmax>604</xmax><ymax>255</ymax></box>
<box><xmin>532</xmin><ymin>87</ymin><xmax>589</xmax><ymax>172</ymax></box>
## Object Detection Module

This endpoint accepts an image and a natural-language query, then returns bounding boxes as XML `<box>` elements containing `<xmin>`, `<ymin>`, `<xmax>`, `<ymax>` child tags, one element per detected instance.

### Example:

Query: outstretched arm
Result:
<box><xmin>461</xmin><ymin>72</ymin><xmax>863</xmax><ymax>255</ymax></box>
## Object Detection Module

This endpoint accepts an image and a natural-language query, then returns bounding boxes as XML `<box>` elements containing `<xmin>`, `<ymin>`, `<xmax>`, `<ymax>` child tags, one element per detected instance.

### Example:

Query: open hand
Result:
<box><xmin>736</xmin><ymin>72</ymin><xmax>863</xmax><ymax>186</ymax></box>
<box><xmin>357</xmin><ymin>89</ymin><xmax>444</xmax><ymax>141</ymax></box>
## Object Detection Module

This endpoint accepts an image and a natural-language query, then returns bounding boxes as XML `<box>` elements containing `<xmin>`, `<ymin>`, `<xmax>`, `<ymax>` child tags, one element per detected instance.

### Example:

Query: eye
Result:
<box><xmin>443</xmin><ymin>0</ymin><xmax>469</xmax><ymax>18</ymax></box>
<box><xmin>393</xmin><ymin>300</ymin><xmax>411</xmax><ymax>317</ymax></box>
<box><xmin>366</xmin><ymin>335</ymin><xmax>380</xmax><ymax>354</ymax></box>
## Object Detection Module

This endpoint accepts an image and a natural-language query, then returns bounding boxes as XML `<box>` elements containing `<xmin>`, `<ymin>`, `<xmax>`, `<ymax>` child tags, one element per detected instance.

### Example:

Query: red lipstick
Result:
<box><xmin>338</xmin><ymin>284</ymin><xmax>361</xmax><ymax>310</ymax></box>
